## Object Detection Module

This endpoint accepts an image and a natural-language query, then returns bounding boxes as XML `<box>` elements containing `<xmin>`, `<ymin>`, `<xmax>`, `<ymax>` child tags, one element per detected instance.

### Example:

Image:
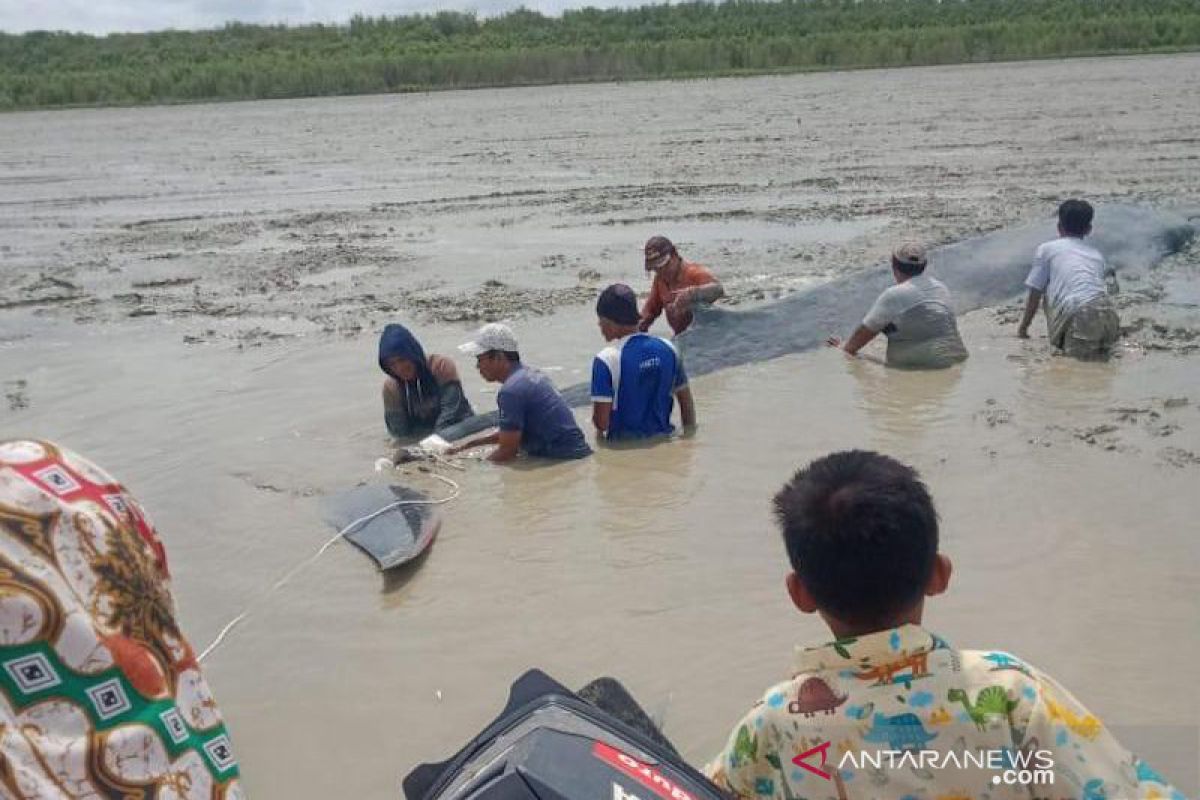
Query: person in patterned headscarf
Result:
<box><xmin>0</xmin><ymin>439</ymin><xmax>243</xmax><ymax>799</ymax></box>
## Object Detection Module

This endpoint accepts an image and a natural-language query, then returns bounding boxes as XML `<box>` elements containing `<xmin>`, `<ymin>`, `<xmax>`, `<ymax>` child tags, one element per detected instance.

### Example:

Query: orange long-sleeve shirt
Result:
<box><xmin>640</xmin><ymin>260</ymin><xmax>718</xmax><ymax>335</ymax></box>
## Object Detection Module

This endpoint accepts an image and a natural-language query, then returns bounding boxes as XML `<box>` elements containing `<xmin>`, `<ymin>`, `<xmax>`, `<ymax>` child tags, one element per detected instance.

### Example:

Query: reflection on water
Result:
<box><xmin>594</xmin><ymin>437</ymin><xmax>700</xmax><ymax>518</ymax></box>
<box><xmin>1015</xmin><ymin>349</ymin><xmax>1120</xmax><ymax>416</ymax></box>
<box><xmin>844</xmin><ymin>354</ymin><xmax>965</xmax><ymax>444</ymax></box>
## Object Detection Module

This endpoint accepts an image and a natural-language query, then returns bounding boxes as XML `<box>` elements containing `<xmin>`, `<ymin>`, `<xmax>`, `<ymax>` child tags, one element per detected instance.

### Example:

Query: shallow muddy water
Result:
<box><xmin>2</xmin><ymin>54</ymin><xmax>1199</xmax><ymax>797</ymax></box>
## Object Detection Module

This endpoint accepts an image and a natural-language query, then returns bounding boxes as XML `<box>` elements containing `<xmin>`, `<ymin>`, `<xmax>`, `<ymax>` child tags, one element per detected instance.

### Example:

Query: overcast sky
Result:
<box><xmin>1</xmin><ymin>0</ymin><xmax>636</xmax><ymax>35</ymax></box>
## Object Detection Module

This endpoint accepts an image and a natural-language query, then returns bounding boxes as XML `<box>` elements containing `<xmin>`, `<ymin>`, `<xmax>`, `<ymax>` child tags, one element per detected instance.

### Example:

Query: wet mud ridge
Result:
<box><xmin>0</xmin><ymin>199</ymin><xmax>640</xmax><ymax>346</ymax></box>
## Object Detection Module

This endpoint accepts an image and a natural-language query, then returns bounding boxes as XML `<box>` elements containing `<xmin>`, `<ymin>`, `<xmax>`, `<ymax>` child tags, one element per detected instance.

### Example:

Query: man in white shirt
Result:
<box><xmin>827</xmin><ymin>243</ymin><xmax>968</xmax><ymax>369</ymax></box>
<box><xmin>1018</xmin><ymin>199</ymin><xmax>1120</xmax><ymax>359</ymax></box>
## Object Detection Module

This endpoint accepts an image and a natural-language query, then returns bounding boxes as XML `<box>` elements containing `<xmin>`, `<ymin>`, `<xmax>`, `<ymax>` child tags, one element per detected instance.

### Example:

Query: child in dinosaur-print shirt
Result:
<box><xmin>707</xmin><ymin>451</ymin><xmax>1182</xmax><ymax>800</ymax></box>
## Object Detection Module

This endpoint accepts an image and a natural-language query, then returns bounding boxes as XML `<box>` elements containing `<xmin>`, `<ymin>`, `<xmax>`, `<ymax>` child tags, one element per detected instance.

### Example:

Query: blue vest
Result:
<box><xmin>590</xmin><ymin>334</ymin><xmax>688</xmax><ymax>440</ymax></box>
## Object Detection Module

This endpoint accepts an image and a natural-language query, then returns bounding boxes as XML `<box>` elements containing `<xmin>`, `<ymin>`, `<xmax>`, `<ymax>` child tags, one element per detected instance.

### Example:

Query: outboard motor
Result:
<box><xmin>403</xmin><ymin>669</ymin><xmax>728</xmax><ymax>800</ymax></box>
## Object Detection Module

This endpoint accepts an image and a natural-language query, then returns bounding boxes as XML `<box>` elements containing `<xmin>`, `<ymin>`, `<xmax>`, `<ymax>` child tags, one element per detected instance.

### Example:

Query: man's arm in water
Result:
<box><xmin>446</xmin><ymin>430</ymin><xmax>521</xmax><ymax>463</ymax></box>
<box><xmin>826</xmin><ymin>324</ymin><xmax>878</xmax><ymax>356</ymax></box>
<box><xmin>675</xmin><ymin>386</ymin><xmax>697</xmax><ymax>429</ymax></box>
<box><xmin>1019</xmin><ymin>246</ymin><xmax>1050</xmax><ymax>338</ymax></box>
<box><xmin>1017</xmin><ymin>289</ymin><xmax>1043</xmax><ymax>338</ymax></box>
<box><xmin>447</xmin><ymin>431</ymin><xmax>499</xmax><ymax>454</ymax></box>
<box><xmin>487</xmin><ymin>430</ymin><xmax>521</xmax><ymax>463</ymax></box>
<box><xmin>592</xmin><ymin>401</ymin><xmax>612</xmax><ymax>434</ymax></box>
<box><xmin>591</xmin><ymin>355</ymin><xmax>614</xmax><ymax>435</ymax></box>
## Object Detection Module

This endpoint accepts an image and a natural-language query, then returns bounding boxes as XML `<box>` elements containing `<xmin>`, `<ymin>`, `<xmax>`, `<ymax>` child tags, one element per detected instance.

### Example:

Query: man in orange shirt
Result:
<box><xmin>638</xmin><ymin>235</ymin><xmax>725</xmax><ymax>335</ymax></box>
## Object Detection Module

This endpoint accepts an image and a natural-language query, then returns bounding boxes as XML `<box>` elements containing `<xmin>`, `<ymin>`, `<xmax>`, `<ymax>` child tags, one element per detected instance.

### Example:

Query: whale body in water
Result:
<box><xmin>435</xmin><ymin>203</ymin><xmax>1196</xmax><ymax>441</ymax></box>
<box><xmin>669</xmin><ymin>203</ymin><xmax>1196</xmax><ymax>378</ymax></box>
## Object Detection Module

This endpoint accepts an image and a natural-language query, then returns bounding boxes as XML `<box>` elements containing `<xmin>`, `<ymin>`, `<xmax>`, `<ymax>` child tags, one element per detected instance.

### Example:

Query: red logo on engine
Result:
<box><xmin>593</xmin><ymin>742</ymin><xmax>696</xmax><ymax>800</ymax></box>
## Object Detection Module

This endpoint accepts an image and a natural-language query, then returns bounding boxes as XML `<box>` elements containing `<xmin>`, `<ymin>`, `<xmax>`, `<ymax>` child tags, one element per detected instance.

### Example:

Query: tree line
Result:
<box><xmin>1</xmin><ymin>0</ymin><xmax>1197</xmax><ymax>110</ymax></box>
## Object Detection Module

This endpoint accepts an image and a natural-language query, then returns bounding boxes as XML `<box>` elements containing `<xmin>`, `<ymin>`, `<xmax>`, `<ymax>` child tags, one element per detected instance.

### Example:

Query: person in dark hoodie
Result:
<box><xmin>379</xmin><ymin>323</ymin><xmax>473</xmax><ymax>437</ymax></box>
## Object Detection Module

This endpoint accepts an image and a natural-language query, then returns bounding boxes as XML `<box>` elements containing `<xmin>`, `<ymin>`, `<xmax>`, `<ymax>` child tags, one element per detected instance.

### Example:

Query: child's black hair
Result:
<box><xmin>1058</xmin><ymin>199</ymin><xmax>1094</xmax><ymax>237</ymax></box>
<box><xmin>773</xmin><ymin>450</ymin><xmax>939</xmax><ymax>626</ymax></box>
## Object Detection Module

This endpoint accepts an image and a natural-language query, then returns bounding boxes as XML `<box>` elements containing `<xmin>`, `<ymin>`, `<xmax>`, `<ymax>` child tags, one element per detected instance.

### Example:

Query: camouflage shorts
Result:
<box><xmin>1053</xmin><ymin>297</ymin><xmax>1120</xmax><ymax>360</ymax></box>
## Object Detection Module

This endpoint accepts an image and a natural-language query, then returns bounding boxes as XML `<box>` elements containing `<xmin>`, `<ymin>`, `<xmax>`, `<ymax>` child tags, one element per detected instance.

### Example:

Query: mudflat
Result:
<box><xmin>1</xmin><ymin>53</ymin><xmax>1197</xmax><ymax>798</ymax></box>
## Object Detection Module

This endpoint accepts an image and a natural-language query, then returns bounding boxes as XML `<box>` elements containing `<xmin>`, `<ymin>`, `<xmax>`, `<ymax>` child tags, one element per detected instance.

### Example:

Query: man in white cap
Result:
<box><xmin>827</xmin><ymin>243</ymin><xmax>968</xmax><ymax>369</ymax></box>
<box><xmin>449</xmin><ymin>323</ymin><xmax>591</xmax><ymax>463</ymax></box>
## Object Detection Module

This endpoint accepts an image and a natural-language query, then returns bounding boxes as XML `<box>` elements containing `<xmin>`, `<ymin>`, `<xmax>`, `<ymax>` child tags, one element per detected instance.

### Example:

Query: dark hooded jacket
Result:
<box><xmin>378</xmin><ymin>324</ymin><xmax>473</xmax><ymax>437</ymax></box>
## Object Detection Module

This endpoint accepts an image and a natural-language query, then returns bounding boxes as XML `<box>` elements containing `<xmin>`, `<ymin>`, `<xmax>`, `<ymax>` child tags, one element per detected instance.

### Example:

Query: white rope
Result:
<box><xmin>197</xmin><ymin>470</ymin><xmax>461</xmax><ymax>663</ymax></box>
<box><xmin>430</xmin><ymin>452</ymin><xmax>466</xmax><ymax>472</ymax></box>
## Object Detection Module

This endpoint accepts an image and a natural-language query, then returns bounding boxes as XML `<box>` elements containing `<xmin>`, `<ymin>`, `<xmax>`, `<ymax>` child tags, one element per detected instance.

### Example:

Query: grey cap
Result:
<box><xmin>458</xmin><ymin>322</ymin><xmax>519</xmax><ymax>356</ymax></box>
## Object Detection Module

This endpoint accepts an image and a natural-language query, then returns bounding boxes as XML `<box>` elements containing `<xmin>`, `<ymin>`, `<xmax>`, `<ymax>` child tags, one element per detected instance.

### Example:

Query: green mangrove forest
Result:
<box><xmin>2</xmin><ymin>0</ymin><xmax>1198</xmax><ymax>109</ymax></box>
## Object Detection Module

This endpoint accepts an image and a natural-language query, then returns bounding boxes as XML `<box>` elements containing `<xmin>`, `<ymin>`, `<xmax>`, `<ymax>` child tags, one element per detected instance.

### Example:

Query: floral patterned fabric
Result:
<box><xmin>707</xmin><ymin>624</ymin><xmax>1181</xmax><ymax>800</ymax></box>
<box><xmin>0</xmin><ymin>439</ymin><xmax>242</xmax><ymax>799</ymax></box>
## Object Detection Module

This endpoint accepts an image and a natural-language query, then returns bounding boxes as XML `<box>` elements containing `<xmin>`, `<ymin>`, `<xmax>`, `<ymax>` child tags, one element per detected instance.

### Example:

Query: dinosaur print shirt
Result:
<box><xmin>706</xmin><ymin>625</ymin><xmax>1181</xmax><ymax>800</ymax></box>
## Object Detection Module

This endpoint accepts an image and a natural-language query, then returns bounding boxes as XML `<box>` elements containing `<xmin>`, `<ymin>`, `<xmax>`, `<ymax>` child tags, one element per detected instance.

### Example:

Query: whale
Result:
<box><xmin>671</xmin><ymin>203</ymin><xmax>1196</xmax><ymax>376</ymax></box>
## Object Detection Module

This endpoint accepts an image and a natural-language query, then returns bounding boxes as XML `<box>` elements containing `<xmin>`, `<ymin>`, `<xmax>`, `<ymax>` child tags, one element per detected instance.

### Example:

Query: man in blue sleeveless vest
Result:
<box><xmin>591</xmin><ymin>283</ymin><xmax>696</xmax><ymax>441</ymax></box>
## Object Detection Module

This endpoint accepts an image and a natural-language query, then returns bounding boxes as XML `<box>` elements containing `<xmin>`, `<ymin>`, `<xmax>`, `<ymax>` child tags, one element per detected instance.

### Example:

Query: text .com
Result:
<box><xmin>796</xmin><ymin>743</ymin><xmax>1055</xmax><ymax>787</ymax></box>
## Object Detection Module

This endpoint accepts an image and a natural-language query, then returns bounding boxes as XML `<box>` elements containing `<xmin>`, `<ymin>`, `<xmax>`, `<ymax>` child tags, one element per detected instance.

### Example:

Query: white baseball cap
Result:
<box><xmin>458</xmin><ymin>322</ymin><xmax>519</xmax><ymax>356</ymax></box>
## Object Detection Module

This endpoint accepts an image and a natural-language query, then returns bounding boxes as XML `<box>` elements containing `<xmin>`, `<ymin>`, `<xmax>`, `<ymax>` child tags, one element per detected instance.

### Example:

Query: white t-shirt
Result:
<box><xmin>863</xmin><ymin>274</ymin><xmax>958</xmax><ymax>340</ymax></box>
<box><xmin>1025</xmin><ymin>237</ymin><xmax>1108</xmax><ymax>316</ymax></box>
<box><xmin>862</xmin><ymin>273</ymin><xmax>967</xmax><ymax>368</ymax></box>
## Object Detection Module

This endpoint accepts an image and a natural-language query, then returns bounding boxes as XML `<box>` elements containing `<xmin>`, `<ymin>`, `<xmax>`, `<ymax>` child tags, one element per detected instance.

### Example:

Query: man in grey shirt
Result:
<box><xmin>827</xmin><ymin>243</ymin><xmax>968</xmax><ymax>369</ymax></box>
<box><xmin>448</xmin><ymin>323</ymin><xmax>592</xmax><ymax>464</ymax></box>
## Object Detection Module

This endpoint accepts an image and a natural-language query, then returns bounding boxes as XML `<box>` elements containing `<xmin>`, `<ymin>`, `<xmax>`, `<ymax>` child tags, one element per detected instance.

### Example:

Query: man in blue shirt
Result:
<box><xmin>591</xmin><ymin>283</ymin><xmax>696</xmax><ymax>441</ymax></box>
<box><xmin>449</xmin><ymin>323</ymin><xmax>591</xmax><ymax>463</ymax></box>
